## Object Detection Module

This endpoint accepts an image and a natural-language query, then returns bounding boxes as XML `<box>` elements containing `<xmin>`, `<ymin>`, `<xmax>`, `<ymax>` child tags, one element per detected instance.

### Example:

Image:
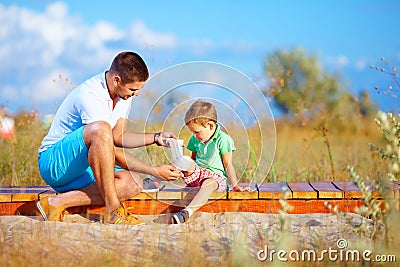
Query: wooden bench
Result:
<box><xmin>0</xmin><ymin>181</ymin><xmax>399</xmax><ymax>217</ymax></box>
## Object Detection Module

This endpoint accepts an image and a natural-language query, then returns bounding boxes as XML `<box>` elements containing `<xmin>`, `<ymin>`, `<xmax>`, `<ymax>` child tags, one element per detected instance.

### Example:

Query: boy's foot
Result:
<box><xmin>36</xmin><ymin>196</ymin><xmax>65</xmax><ymax>222</ymax></box>
<box><xmin>104</xmin><ymin>204</ymin><xmax>145</xmax><ymax>226</ymax></box>
<box><xmin>171</xmin><ymin>209</ymin><xmax>189</xmax><ymax>224</ymax></box>
<box><xmin>142</xmin><ymin>177</ymin><xmax>160</xmax><ymax>193</ymax></box>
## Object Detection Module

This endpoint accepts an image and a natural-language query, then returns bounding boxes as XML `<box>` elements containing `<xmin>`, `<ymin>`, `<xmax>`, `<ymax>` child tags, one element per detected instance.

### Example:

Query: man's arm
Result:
<box><xmin>112</xmin><ymin>118</ymin><xmax>155</xmax><ymax>148</ymax></box>
<box><xmin>114</xmin><ymin>147</ymin><xmax>181</xmax><ymax>180</ymax></box>
<box><xmin>112</xmin><ymin>118</ymin><xmax>176</xmax><ymax>148</ymax></box>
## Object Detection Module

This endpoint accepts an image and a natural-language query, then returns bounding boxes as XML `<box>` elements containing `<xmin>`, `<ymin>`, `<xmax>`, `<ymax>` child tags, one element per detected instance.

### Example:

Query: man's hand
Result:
<box><xmin>155</xmin><ymin>132</ymin><xmax>177</xmax><ymax>147</ymax></box>
<box><xmin>155</xmin><ymin>164</ymin><xmax>182</xmax><ymax>181</ymax></box>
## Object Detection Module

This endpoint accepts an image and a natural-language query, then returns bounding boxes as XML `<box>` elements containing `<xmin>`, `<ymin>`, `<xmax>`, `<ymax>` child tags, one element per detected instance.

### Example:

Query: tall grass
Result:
<box><xmin>0</xmin><ymin>113</ymin><xmax>387</xmax><ymax>186</ymax></box>
<box><xmin>0</xmin><ymin>111</ymin><xmax>47</xmax><ymax>186</ymax></box>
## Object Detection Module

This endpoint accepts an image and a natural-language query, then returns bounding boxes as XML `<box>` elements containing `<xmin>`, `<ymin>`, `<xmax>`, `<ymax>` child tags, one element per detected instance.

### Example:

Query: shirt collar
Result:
<box><xmin>209</xmin><ymin>123</ymin><xmax>220</xmax><ymax>141</ymax></box>
<box><xmin>101</xmin><ymin>71</ymin><xmax>123</xmax><ymax>105</ymax></box>
<box><xmin>96</xmin><ymin>71</ymin><xmax>112</xmax><ymax>101</ymax></box>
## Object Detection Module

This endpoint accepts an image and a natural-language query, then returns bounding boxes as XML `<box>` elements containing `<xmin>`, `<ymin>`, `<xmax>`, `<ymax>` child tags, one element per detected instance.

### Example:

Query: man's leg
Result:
<box><xmin>38</xmin><ymin>122</ymin><xmax>144</xmax><ymax>223</ymax></box>
<box><xmin>49</xmin><ymin>169</ymin><xmax>143</xmax><ymax>208</ymax></box>
<box><xmin>82</xmin><ymin>121</ymin><xmax>120</xmax><ymax>213</ymax></box>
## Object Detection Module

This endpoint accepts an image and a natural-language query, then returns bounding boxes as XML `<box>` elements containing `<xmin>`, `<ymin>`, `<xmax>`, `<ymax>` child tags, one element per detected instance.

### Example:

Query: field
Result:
<box><xmin>0</xmin><ymin>111</ymin><xmax>399</xmax><ymax>266</ymax></box>
<box><xmin>0</xmin><ymin>112</ymin><xmax>388</xmax><ymax>186</ymax></box>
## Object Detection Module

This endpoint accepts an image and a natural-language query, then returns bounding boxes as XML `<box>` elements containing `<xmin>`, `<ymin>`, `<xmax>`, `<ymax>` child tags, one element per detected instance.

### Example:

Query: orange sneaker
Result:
<box><xmin>36</xmin><ymin>196</ymin><xmax>65</xmax><ymax>222</ymax></box>
<box><xmin>104</xmin><ymin>203</ymin><xmax>145</xmax><ymax>226</ymax></box>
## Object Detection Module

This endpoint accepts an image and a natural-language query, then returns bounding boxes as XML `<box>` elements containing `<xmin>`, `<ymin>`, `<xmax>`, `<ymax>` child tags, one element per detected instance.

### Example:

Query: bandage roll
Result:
<box><xmin>166</xmin><ymin>138</ymin><xmax>184</xmax><ymax>161</ymax></box>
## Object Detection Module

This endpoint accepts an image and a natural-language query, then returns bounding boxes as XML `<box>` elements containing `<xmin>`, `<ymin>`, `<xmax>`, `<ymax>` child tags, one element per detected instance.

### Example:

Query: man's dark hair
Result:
<box><xmin>109</xmin><ymin>51</ymin><xmax>149</xmax><ymax>83</ymax></box>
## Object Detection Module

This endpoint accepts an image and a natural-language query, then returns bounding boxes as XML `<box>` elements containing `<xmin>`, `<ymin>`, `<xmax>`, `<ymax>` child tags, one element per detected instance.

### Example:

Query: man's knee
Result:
<box><xmin>83</xmin><ymin>121</ymin><xmax>113</xmax><ymax>147</ymax></box>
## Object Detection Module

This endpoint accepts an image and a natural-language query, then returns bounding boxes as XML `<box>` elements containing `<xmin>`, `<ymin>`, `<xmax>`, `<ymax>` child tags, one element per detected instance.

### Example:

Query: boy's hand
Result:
<box><xmin>232</xmin><ymin>185</ymin><xmax>252</xmax><ymax>192</ymax></box>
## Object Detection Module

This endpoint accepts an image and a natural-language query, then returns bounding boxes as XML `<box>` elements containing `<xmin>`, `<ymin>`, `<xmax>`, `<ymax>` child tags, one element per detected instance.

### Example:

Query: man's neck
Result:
<box><xmin>105</xmin><ymin>71</ymin><xmax>117</xmax><ymax>101</ymax></box>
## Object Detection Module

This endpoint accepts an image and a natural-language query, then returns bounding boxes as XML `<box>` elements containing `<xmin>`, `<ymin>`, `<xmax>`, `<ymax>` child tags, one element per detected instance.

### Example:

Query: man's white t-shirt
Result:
<box><xmin>39</xmin><ymin>72</ymin><xmax>132</xmax><ymax>153</ymax></box>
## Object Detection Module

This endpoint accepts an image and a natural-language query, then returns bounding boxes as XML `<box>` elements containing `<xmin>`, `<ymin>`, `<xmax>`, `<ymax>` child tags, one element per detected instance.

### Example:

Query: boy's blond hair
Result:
<box><xmin>184</xmin><ymin>100</ymin><xmax>217</xmax><ymax>127</ymax></box>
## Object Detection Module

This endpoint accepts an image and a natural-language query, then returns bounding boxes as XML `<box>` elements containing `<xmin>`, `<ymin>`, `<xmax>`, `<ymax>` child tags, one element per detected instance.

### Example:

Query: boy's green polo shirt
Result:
<box><xmin>186</xmin><ymin>124</ymin><xmax>235</xmax><ymax>178</ymax></box>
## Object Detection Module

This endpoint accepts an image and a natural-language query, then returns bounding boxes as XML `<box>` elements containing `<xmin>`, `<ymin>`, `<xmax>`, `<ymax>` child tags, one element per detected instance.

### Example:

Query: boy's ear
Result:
<box><xmin>208</xmin><ymin>121</ymin><xmax>215</xmax><ymax>130</ymax></box>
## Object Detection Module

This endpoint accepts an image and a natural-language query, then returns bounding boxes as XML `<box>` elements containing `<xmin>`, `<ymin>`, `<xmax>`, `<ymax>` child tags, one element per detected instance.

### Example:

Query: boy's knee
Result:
<box><xmin>201</xmin><ymin>178</ymin><xmax>218</xmax><ymax>188</ymax></box>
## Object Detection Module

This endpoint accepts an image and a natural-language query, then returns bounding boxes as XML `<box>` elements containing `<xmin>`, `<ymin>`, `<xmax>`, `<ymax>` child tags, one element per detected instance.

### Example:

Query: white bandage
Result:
<box><xmin>166</xmin><ymin>138</ymin><xmax>184</xmax><ymax>161</ymax></box>
<box><xmin>166</xmin><ymin>138</ymin><xmax>195</xmax><ymax>172</ymax></box>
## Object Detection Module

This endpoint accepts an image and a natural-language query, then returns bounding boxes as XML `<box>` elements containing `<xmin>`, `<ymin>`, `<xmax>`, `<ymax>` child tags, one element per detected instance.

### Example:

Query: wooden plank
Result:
<box><xmin>0</xmin><ymin>187</ymin><xmax>55</xmax><ymax>202</ymax></box>
<box><xmin>38</xmin><ymin>189</ymin><xmax>57</xmax><ymax>198</ymax></box>
<box><xmin>287</xmin><ymin>182</ymin><xmax>317</xmax><ymax>199</ymax></box>
<box><xmin>258</xmin><ymin>182</ymin><xmax>291</xmax><ymax>199</ymax></box>
<box><xmin>227</xmin><ymin>182</ymin><xmax>258</xmax><ymax>200</ymax></box>
<box><xmin>0</xmin><ymin>198</ymin><xmax>381</xmax><ymax>216</ymax></box>
<box><xmin>0</xmin><ymin>185</ymin><xmax>52</xmax><ymax>191</ymax></box>
<box><xmin>90</xmin><ymin>199</ymin><xmax>369</xmax><ymax>215</ymax></box>
<box><xmin>156</xmin><ymin>183</ymin><xmax>185</xmax><ymax>200</ymax></box>
<box><xmin>11</xmin><ymin>193</ymin><xmax>39</xmax><ymax>202</ymax></box>
<box><xmin>334</xmin><ymin>181</ymin><xmax>380</xmax><ymax>198</ymax></box>
<box><xmin>285</xmin><ymin>199</ymin><xmax>368</xmax><ymax>214</ymax></box>
<box><xmin>309</xmin><ymin>181</ymin><xmax>343</xmax><ymax>199</ymax></box>
<box><xmin>156</xmin><ymin>190</ymin><xmax>182</xmax><ymax>200</ymax></box>
<box><xmin>0</xmin><ymin>194</ymin><xmax>11</xmax><ymax>203</ymax></box>
<box><xmin>130</xmin><ymin>192</ymin><xmax>157</xmax><ymax>200</ymax></box>
<box><xmin>209</xmin><ymin>191</ymin><xmax>227</xmax><ymax>200</ymax></box>
<box><xmin>364</xmin><ymin>182</ymin><xmax>381</xmax><ymax>198</ymax></box>
<box><xmin>333</xmin><ymin>182</ymin><xmax>362</xmax><ymax>199</ymax></box>
<box><xmin>227</xmin><ymin>191</ymin><xmax>258</xmax><ymax>200</ymax></box>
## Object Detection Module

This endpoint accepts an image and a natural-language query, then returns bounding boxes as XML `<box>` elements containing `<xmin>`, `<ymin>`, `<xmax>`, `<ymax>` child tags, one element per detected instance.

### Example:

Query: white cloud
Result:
<box><xmin>129</xmin><ymin>21</ymin><xmax>178</xmax><ymax>49</ymax></box>
<box><xmin>9</xmin><ymin>2</ymin><xmax>78</xmax><ymax>65</ymax></box>
<box><xmin>94</xmin><ymin>21</ymin><xmax>125</xmax><ymax>42</ymax></box>
<box><xmin>355</xmin><ymin>59</ymin><xmax>367</xmax><ymax>71</ymax></box>
<box><xmin>0</xmin><ymin>2</ymin><xmax>124</xmax><ymax>110</ymax></box>
<box><xmin>327</xmin><ymin>55</ymin><xmax>349</xmax><ymax>69</ymax></box>
<box><xmin>0</xmin><ymin>1</ymin><xmax>252</xmax><ymax>114</ymax></box>
<box><xmin>33</xmin><ymin>70</ymin><xmax>73</xmax><ymax>102</ymax></box>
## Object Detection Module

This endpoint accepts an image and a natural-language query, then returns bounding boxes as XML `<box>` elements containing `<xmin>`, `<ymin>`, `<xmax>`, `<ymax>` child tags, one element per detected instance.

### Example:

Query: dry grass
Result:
<box><xmin>2</xmin><ymin>212</ymin><xmax>397</xmax><ymax>267</ymax></box>
<box><xmin>0</xmin><ymin>113</ymin><xmax>399</xmax><ymax>266</ymax></box>
<box><xmin>0</xmin><ymin>113</ymin><xmax>387</xmax><ymax>186</ymax></box>
<box><xmin>269</xmin><ymin>117</ymin><xmax>387</xmax><ymax>182</ymax></box>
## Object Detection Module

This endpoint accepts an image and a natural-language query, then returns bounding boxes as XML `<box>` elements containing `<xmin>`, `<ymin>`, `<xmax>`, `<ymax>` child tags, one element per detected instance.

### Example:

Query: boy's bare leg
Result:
<box><xmin>185</xmin><ymin>178</ymin><xmax>218</xmax><ymax>212</ymax></box>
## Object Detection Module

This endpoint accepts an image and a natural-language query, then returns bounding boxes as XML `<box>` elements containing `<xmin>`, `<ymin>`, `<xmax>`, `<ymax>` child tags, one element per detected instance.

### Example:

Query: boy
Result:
<box><xmin>171</xmin><ymin>100</ymin><xmax>249</xmax><ymax>224</ymax></box>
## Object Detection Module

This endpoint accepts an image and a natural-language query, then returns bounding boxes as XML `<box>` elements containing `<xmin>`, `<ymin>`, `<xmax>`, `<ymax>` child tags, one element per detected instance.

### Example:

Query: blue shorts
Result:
<box><xmin>38</xmin><ymin>126</ymin><xmax>123</xmax><ymax>193</ymax></box>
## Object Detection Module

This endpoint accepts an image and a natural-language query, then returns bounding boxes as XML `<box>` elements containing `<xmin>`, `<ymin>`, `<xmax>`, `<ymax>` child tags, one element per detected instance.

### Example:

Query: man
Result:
<box><xmin>37</xmin><ymin>51</ymin><xmax>181</xmax><ymax>225</ymax></box>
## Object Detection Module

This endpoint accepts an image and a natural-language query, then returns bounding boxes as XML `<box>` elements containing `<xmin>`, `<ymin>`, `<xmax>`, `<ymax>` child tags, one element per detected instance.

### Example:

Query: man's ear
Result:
<box><xmin>113</xmin><ymin>75</ymin><xmax>122</xmax><ymax>86</ymax></box>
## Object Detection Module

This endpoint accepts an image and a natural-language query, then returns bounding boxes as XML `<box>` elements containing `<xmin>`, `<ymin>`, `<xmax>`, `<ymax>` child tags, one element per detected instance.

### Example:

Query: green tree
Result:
<box><xmin>264</xmin><ymin>48</ymin><xmax>346</xmax><ymax>122</ymax></box>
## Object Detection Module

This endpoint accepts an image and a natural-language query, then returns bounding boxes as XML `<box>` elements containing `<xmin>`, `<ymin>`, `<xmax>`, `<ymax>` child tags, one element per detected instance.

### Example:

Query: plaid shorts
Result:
<box><xmin>183</xmin><ymin>164</ymin><xmax>227</xmax><ymax>192</ymax></box>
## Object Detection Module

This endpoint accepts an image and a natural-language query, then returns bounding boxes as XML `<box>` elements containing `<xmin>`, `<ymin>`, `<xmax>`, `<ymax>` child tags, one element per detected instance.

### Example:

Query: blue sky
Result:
<box><xmin>0</xmin><ymin>0</ymin><xmax>399</xmax><ymax>116</ymax></box>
